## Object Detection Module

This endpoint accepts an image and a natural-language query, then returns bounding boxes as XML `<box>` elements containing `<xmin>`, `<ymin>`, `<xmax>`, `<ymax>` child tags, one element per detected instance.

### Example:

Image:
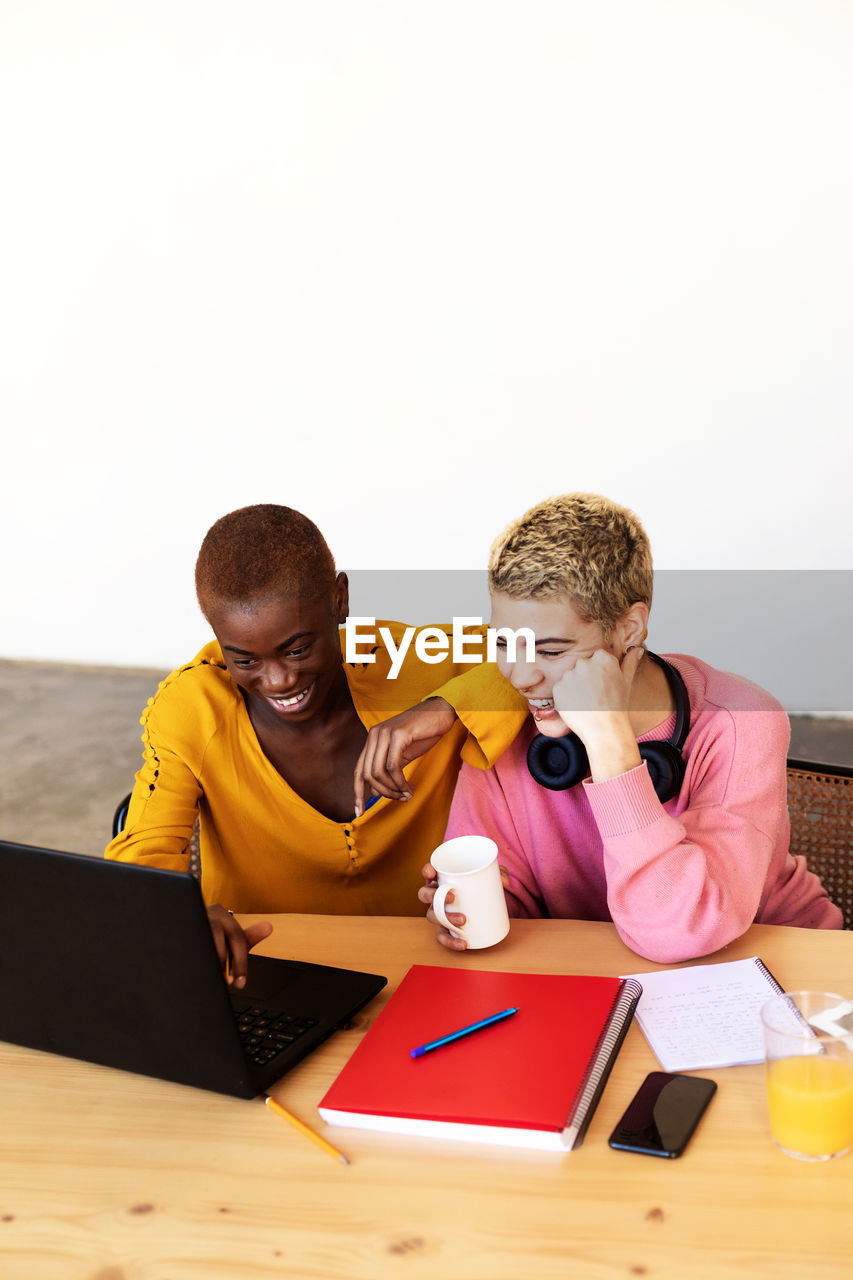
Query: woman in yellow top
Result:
<box><xmin>105</xmin><ymin>504</ymin><xmax>521</xmax><ymax>985</ymax></box>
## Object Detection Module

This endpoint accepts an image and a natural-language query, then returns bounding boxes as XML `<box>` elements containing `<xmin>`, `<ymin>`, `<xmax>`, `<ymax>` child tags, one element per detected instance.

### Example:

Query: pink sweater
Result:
<box><xmin>446</xmin><ymin>654</ymin><xmax>842</xmax><ymax>962</ymax></box>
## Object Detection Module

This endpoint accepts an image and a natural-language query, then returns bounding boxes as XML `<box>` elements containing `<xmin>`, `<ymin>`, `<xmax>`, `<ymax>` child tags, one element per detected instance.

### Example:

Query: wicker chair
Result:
<box><xmin>111</xmin><ymin>791</ymin><xmax>202</xmax><ymax>881</ymax></box>
<box><xmin>787</xmin><ymin>758</ymin><xmax>853</xmax><ymax>930</ymax></box>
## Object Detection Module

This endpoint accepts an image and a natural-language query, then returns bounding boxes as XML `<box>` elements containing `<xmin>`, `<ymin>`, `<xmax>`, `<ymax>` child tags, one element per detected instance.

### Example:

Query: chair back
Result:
<box><xmin>787</xmin><ymin>758</ymin><xmax>853</xmax><ymax>930</ymax></box>
<box><xmin>112</xmin><ymin>793</ymin><xmax>132</xmax><ymax>840</ymax></box>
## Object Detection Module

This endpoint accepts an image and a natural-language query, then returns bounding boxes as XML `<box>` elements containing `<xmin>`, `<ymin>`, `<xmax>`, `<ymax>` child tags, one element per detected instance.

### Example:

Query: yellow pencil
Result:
<box><xmin>264</xmin><ymin>1095</ymin><xmax>350</xmax><ymax>1165</ymax></box>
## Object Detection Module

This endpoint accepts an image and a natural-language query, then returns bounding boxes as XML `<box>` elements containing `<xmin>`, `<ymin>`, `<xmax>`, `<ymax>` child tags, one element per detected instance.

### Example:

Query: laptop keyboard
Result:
<box><xmin>233</xmin><ymin>1004</ymin><xmax>319</xmax><ymax>1067</ymax></box>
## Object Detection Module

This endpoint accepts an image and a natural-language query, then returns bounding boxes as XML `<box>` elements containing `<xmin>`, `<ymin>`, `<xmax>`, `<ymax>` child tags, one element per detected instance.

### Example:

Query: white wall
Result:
<box><xmin>1</xmin><ymin>3</ymin><xmax>851</xmax><ymax>708</ymax></box>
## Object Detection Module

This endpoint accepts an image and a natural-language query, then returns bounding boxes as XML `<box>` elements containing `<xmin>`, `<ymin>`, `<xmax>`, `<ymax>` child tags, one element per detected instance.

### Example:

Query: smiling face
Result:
<box><xmin>208</xmin><ymin>576</ymin><xmax>349</xmax><ymax>728</ymax></box>
<box><xmin>489</xmin><ymin>591</ymin><xmax>640</xmax><ymax>737</ymax></box>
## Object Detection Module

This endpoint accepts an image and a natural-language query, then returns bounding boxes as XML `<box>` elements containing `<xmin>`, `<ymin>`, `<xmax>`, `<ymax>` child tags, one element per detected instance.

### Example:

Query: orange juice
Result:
<box><xmin>766</xmin><ymin>1054</ymin><xmax>853</xmax><ymax>1157</ymax></box>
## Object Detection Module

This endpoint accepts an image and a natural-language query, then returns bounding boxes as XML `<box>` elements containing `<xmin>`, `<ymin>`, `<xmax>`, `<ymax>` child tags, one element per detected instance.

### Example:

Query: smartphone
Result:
<box><xmin>608</xmin><ymin>1072</ymin><xmax>717</xmax><ymax>1158</ymax></box>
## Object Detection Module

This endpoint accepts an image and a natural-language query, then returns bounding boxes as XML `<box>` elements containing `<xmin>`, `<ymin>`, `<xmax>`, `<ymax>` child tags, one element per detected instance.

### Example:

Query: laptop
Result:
<box><xmin>0</xmin><ymin>840</ymin><xmax>387</xmax><ymax>1098</ymax></box>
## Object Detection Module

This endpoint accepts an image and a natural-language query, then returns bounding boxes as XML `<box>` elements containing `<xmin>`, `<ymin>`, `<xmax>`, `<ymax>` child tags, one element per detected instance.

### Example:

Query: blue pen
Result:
<box><xmin>410</xmin><ymin>1007</ymin><xmax>519</xmax><ymax>1058</ymax></box>
<box><xmin>352</xmin><ymin>794</ymin><xmax>381</xmax><ymax>820</ymax></box>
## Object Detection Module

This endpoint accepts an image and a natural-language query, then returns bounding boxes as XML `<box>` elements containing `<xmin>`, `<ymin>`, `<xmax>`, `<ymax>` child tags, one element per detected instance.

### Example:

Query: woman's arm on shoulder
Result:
<box><xmin>353</xmin><ymin>661</ymin><xmax>528</xmax><ymax>813</ymax></box>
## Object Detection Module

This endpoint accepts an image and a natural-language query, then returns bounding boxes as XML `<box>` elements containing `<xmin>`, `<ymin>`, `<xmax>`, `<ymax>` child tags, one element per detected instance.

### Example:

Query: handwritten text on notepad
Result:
<box><xmin>620</xmin><ymin>957</ymin><xmax>782</xmax><ymax>1072</ymax></box>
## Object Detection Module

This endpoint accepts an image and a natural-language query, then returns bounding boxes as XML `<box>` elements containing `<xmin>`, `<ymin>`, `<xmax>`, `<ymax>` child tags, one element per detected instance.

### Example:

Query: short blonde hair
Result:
<box><xmin>488</xmin><ymin>493</ymin><xmax>653</xmax><ymax>636</ymax></box>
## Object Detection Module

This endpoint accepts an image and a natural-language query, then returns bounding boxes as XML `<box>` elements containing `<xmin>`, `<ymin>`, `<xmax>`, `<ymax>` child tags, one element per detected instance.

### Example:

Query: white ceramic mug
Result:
<box><xmin>430</xmin><ymin>835</ymin><xmax>510</xmax><ymax>950</ymax></box>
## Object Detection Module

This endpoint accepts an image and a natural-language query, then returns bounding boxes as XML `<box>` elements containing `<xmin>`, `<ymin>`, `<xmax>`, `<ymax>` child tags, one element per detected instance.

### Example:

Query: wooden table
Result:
<box><xmin>1</xmin><ymin>916</ymin><xmax>851</xmax><ymax>1280</ymax></box>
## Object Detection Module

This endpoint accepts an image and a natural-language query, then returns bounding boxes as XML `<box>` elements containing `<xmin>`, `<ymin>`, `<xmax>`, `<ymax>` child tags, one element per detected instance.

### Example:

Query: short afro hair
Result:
<box><xmin>488</xmin><ymin>493</ymin><xmax>653</xmax><ymax>637</ymax></box>
<box><xmin>195</xmin><ymin>504</ymin><xmax>337</xmax><ymax>619</ymax></box>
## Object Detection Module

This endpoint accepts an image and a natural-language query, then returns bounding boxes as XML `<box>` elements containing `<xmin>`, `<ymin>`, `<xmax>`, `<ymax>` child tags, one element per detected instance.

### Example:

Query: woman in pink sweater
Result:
<box><xmin>357</xmin><ymin>493</ymin><xmax>841</xmax><ymax>962</ymax></box>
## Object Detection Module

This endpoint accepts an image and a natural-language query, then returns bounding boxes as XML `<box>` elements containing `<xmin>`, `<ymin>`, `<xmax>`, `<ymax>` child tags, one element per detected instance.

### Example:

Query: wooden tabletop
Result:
<box><xmin>1</xmin><ymin>915</ymin><xmax>851</xmax><ymax>1280</ymax></box>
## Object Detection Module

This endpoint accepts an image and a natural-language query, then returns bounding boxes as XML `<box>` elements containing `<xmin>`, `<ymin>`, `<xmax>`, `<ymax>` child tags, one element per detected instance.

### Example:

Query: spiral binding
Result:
<box><xmin>561</xmin><ymin>978</ymin><xmax>644</xmax><ymax>1149</ymax></box>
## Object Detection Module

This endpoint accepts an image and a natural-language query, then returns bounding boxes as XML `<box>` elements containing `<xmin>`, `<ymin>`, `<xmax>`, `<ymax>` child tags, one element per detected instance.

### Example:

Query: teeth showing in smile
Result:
<box><xmin>528</xmin><ymin>698</ymin><xmax>554</xmax><ymax>709</ymax></box>
<box><xmin>271</xmin><ymin>688</ymin><xmax>309</xmax><ymax>708</ymax></box>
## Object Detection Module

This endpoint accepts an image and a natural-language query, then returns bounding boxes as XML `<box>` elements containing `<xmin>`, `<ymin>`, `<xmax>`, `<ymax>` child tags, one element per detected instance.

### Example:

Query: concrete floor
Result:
<box><xmin>2</xmin><ymin>657</ymin><xmax>853</xmax><ymax>857</ymax></box>
<box><xmin>1</xmin><ymin>659</ymin><xmax>168</xmax><ymax>856</ymax></box>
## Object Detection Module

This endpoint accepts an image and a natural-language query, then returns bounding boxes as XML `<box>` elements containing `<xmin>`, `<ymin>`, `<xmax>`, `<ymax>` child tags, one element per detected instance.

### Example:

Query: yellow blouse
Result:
<box><xmin>105</xmin><ymin>623</ymin><xmax>526</xmax><ymax>915</ymax></box>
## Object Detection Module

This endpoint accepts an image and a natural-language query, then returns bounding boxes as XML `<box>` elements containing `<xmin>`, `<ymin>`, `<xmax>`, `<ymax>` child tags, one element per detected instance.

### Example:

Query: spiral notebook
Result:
<box><xmin>620</xmin><ymin>956</ymin><xmax>784</xmax><ymax>1072</ymax></box>
<box><xmin>319</xmin><ymin>965</ymin><xmax>642</xmax><ymax>1151</ymax></box>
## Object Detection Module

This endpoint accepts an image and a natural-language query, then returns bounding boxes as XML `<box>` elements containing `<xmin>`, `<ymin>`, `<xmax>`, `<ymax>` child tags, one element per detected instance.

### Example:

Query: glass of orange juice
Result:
<box><xmin>761</xmin><ymin>990</ymin><xmax>853</xmax><ymax>1161</ymax></box>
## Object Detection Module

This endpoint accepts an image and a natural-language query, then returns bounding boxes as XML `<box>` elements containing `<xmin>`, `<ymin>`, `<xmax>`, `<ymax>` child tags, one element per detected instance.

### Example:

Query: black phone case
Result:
<box><xmin>608</xmin><ymin>1072</ymin><xmax>717</xmax><ymax>1158</ymax></box>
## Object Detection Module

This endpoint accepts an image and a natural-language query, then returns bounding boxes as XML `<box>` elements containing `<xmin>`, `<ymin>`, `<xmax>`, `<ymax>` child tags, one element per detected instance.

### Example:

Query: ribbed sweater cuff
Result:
<box><xmin>583</xmin><ymin>761</ymin><xmax>664</xmax><ymax>838</ymax></box>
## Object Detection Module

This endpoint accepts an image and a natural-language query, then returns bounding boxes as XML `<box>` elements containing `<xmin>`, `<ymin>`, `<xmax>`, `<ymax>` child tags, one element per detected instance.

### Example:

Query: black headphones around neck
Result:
<box><xmin>525</xmin><ymin>652</ymin><xmax>690</xmax><ymax>802</ymax></box>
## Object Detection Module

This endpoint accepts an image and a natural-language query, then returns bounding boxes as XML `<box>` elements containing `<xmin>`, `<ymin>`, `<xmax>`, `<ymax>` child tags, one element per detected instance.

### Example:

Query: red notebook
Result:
<box><xmin>319</xmin><ymin>965</ymin><xmax>642</xmax><ymax>1151</ymax></box>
